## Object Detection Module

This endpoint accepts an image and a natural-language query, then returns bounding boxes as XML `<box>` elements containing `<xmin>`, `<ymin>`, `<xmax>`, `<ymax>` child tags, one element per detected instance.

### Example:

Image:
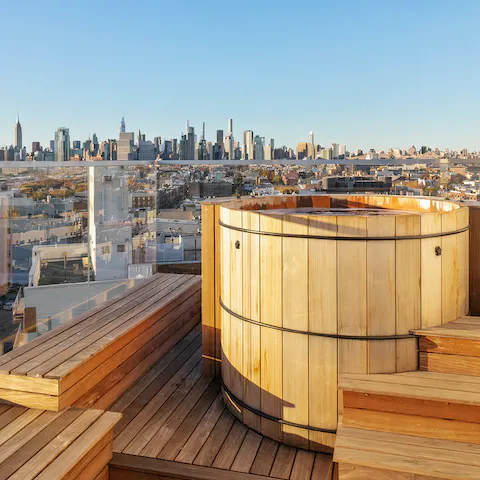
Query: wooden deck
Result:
<box><xmin>106</xmin><ymin>325</ymin><xmax>335</xmax><ymax>480</ymax></box>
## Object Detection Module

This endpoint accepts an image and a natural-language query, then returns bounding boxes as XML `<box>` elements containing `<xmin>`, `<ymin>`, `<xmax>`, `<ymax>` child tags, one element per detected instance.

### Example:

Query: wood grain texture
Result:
<box><xmin>259</xmin><ymin>213</ymin><xmax>283</xmax><ymax>443</ymax></box>
<box><xmin>201</xmin><ymin>203</ymin><xmax>216</xmax><ymax>376</ymax></box>
<box><xmin>337</xmin><ymin>216</ymin><xmax>367</xmax><ymax>379</ymax></box>
<box><xmin>242</xmin><ymin>211</ymin><xmax>261</xmax><ymax>431</ymax></box>
<box><xmin>420</xmin><ymin>351</ymin><xmax>480</xmax><ymax>376</ymax></box>
<box><xmin>309</xmin><ymin>215</ymin><xmax>338</xmax><ymax>452</ymax></box>
<box><xmin>420</xmin><ymin>214</ymin><xmax>442</xmax><ymax>328</ymax></box>
<box><xmin>367</xmin><ymin>215</ymin><xmax>396</xmax><ymax>374</ymax></box>
<box><xmin>395</xmin><ymin>214</ymin><xmax>421</xmax><ymax>372</ymax></box>
<box><xmin>343</xmin><ymin>407</ymin><xmax>480</xmax><ymax>444</ymax></box>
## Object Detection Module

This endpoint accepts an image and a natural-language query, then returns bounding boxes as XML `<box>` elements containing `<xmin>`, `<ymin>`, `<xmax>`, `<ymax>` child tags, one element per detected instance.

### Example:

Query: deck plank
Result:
<box><xmin>175</xmin><ymin>392</ymin><xmax>225</xmax><ymax>464</ymax></box>
<box><xmin>113</xmin><ymin>346</ymin><xmax>202</xmax><ymax>450</ymax></box>
<box><xmin>0</xmin><ymin>275</ymin><xmax>163</xmax><ymax>372</ymax></box>
<box><xmin>138</xmin><ymin>374</ymin><xmax>214</xmax><ymax>458</ymax></box>
<box><xmin>290</xmin><ymin>449</ymin><xmax>316</xmax><ymax>480</ymax></box>
<box><xmin>212</xmin><ymin>420</ymin><xmax>249</xmax><ymax>470</ymax></box>
<box><xmin>0</xmin><ymin>409</ymin><xmax>84</xmax><ymax>480</ymax></box>
<box><xmin>311</xmin><ymin>453</ymin><xmax>334</xmax><ymax>480</ymax></box>
<box><xmin>193</xmin><ymin>408</ymin><xmax>236</xmax><ymax>467</ymax></box>
<box><xmin>250</xmin><ymin>437</ymin><xmax>280</xmax><ymax>476</ymax></box>
<box><xmin>121</xmin><ymin>361</ymin><xmax>204</xmax><ymax>455</ymax></box>
<box><xmin>6</xmin><ymin>409</ymin><xmax>104</xmax><ymax>480</ymax></box>
<box><xmin>230</xmin><ymin>429</ymin><xmax>263</xmax><ymax>473</ymax></box>
<box><xmin>270</xmin><ymin>444</ymin><xmax>297</xmax><ymax>480</ymax></box>
<box><xmin>156</xmin><ymin>380</ymin><xmax>221</xmax><ymax>460</ymax></box>
<box><xmin>40</xmin><ymin>275</ymin><xmax>196</xmax><ymax>381</ymax></box>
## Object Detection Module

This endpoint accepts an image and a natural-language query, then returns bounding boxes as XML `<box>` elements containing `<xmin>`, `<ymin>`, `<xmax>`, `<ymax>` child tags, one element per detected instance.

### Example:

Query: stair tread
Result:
<box><xmin>339</xmin><ymin>371</ymin><xmax>480</xmax><ymax>405</ymax></box>
<box><xmin>334</xmin><ymin>425</ymin><xmax>480</xmax><ymax>479</ymax></box>
<box><xmin>412</xmin><ymin>317</ymin><xmax>480</xmax><ymax>340</ymax></box>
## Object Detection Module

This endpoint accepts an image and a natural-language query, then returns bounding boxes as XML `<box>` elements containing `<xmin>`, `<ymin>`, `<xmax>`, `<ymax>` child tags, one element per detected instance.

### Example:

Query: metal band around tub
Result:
<box><xmin>221</xmin><ymin>380</ymin><xmax>337</xmax><ymax>434</ymax></box>
<box><xmin>218</xmin><ymin>220</ymin><xmax>470</xmax><ymax>241</ymax></box>
<box><xmin>220</xmin><ymin>299</ymin><xmax>416</xmax><ymax>340</ymax></box>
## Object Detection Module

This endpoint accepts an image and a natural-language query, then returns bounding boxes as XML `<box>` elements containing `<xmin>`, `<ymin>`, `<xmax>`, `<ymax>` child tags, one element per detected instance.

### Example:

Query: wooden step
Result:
<box><xmin>0</xmin><ymin>405</ymin><xmax>121</xmax><ymax>479</ymax></box>
<box><xmin>339</xmin><ymin>371</ymin><xmax>480</xmax><ymax>444</ymax></box>
<box><xmin>334</xmin><ymin>424</ymin><xmax>480</xmax><ymax>480</ymax></box>
<box><xmin>412</xmin><ymin>317</ymin><xmax>480</xmax><ymax>376</ymax></box>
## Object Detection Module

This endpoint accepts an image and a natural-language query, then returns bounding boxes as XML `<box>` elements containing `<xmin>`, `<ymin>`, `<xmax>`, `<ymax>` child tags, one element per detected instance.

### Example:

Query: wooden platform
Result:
<box><xmin>340</xmin><ymin>371</ymin><xmax>480</xmax><ymax>444</ymax></box>
<box><xmin>413</xmin><ymin>316</ymin><xmax>480</xmax><ymax>377</ymax></box>
<box><xmin>334</xmin><ymin>425</ymin><xmax>480</xmax><ymax>480</ymax></box>
<box><xmin>106</xmin><ymin>325</ymin><xmax>336</xmax><ymax>480</ymax></box>
<box><xmin>0</xmin><ymin>404</ymin><xmax>120</xmax><ymax>479</ymax></box>
<box><xmin>0</xmin><ymin>274</ymin><xmax>201</xmax><ymax>411</ymax></box>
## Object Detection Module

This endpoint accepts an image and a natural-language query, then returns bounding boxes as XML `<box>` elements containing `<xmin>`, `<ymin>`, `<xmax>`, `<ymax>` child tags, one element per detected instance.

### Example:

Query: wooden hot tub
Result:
<box><xmin>203</xmin><ymin>194</ymin><xmax>469</xmax><ymax>452</ymax></box>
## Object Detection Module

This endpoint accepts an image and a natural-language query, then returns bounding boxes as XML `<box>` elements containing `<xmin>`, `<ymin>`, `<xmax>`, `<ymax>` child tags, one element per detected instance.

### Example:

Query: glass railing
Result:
<box><xmin>0</xmin><ymin>158</ymin><xmax>476</xmax><ymax>351</ymax></box>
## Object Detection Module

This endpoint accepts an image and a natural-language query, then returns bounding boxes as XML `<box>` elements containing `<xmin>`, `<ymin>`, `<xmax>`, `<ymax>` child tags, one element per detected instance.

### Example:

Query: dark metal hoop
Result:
<box><xmin>219</xmin><ymin>220</ymin><xmax>470</xmax><ymax>241</ymax></box>
<box><xmin>220</xmin><ymin>299</ymin><xmax>417</xmax><ymax>340</ymax></box>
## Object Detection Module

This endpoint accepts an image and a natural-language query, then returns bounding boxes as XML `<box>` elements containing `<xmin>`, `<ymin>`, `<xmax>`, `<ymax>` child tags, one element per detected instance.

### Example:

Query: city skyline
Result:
<box><xmin>1</xmin><ymin>115</ymin><xmax>478</xmax><ymax>158</ymax></box>
<box><xmin>1</xmin><ymin>1</ymin><xmax>480</xmax><ymax>151</ymax></box>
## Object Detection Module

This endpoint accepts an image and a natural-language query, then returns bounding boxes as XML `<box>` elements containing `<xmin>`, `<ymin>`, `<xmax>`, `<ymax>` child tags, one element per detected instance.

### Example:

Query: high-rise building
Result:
<box><xmin>224</xmin><ymin>133</ymin><xmax>234</xmax><ymax>160</ymax></box>
<box><xmin>54</xmin><ymin>128</ymin><xmax>70</xmax><ymax>162</ymax></box>
<box><xmin>118</xmin><ymin>132</ymin><xmax>134</xmax><ymax>160</ymax></box>
<box><xmin>49</xmin><ymin>140</ymin><xmax>55</xmax><ymax>152</ymax></box>
<box><xmin>14</xmin><ymin>115</ymin><xmax>22</xmax><ymax>151</ymax></box>
<box><xmin>243</xmin><ymin>130</ymin><xmax>254</xmax><ymax>160</ymax></box>
<box><xmin>138</xmin><ymin>140</ymin><xmax>155</xmax><ymax>160</ymax></box>
<box><xmin>109</xmin><ymin>140</ymin><xmax>117</xmax><ymax>160</ymax></box>
<box><xmin>186</xmin><ymin>125</ymin><xmax>195</xmax><ymax>160</ymax></box>
<box><xmin>297</xmin><ymin>142</ymin><xmax>308</xmax><ymax>160</ymax></box>
<box><xmin>264</xmin><ymin>145</ymin><xmax>272</xmax><ymax>160</ymax></box>
<box><xmin>120</xmin><ymin>117</ymin><xmax>126</xmax><ymax>135</ymax></box>
<box><xmin>216</xmin><ymin>130</ymin><xmax>224</xmax><ymax>145</ymax></box>
<box><xmin>228</xmin><ymin>118</ymin><xmax>233</xmax><ymax>136</ymax></box>
<box><xmin>32</xmin><ymin>142</ymin><xmax>41</xmax><ymax>153</ymax></box>
<box><xmin>254</xmin><ymin>135</ymin><xmax>264</xmax><ymax>160</ymax></box>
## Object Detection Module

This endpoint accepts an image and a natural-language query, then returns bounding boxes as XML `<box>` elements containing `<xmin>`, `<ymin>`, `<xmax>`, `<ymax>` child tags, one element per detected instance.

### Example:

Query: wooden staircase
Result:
<box><xmin>333</xmin><ymin>317</ymin><xmax>480</xmax><ymax>479</ymax></box>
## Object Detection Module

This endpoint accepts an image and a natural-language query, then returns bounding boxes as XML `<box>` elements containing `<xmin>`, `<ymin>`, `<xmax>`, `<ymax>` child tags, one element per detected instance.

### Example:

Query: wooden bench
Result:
<box><xmin>0</xmin><ymin>404</ymin><xmax>120</xmax><ymax>479</ymax></box>
<box><xmin>334</xmin><ymin>425</ymin><xmax>480</xmax><ymax>480</ymax></box>
<box><xmin>0</xmin><ymin>273</ymin><xmax>201</xmax><ymax>411</ymax></box>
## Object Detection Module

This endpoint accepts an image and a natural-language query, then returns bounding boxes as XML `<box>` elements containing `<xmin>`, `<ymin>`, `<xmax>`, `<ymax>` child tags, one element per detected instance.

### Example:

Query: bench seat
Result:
<box><xmin>0</xmin><ymin>274</ymin><xmax>201</xmax><ymax>411</ymax></box>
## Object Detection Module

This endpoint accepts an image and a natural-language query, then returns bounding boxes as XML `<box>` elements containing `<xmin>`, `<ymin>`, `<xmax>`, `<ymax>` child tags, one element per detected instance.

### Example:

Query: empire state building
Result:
<box><xmin>14</xmin><ymin>115</ymin><xmax>22</xmax><ymax>151</ymax></box>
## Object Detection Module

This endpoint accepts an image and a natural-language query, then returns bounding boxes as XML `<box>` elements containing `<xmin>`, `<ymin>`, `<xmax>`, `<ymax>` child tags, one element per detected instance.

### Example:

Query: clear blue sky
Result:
<box><xmin>1</xmin><ymin>0</ymin><xmax>479</xmax><ymax>152</ymax></box>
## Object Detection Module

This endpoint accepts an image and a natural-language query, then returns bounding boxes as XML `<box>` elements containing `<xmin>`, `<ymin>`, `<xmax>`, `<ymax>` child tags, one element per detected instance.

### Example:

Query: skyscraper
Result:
<box><xmin>32</xmin><ymin>142</ymin><xmax>41</xmax><ymax>153</ymax></box>
<box><xmin>216</xmin><ymin>130</ymin><xmax>224</xmax><ymax>145</ymax></box>
<box><xmin>254</xmin><ymin>135</ymin><xmax>264</xmax><ymax>160</ymax></box>
<box><xmin>228</xmin><ymin>118</ymin><xmax>233</xmax><ymax>136</ymax></box>
<box><xmin>118</xmin><ymin>132</ymin><xmax>134</xmax><ymax>160</ymax></box>
<box><xmin>14</xmin><ymin>115</ymin><xmax>22</xmax><ymax>151</ymax></box>
<box><xmin>243</xmin><ymin>130</ymin><xmax>254</xmax><ymax>160</ymax></box>
<box><xmin>54</xmin><ymin>128</ymin><xmax>70</xmax><ymax>162</ymax></box>
<box><xmin>120</xmin><ymin>117</ymin><xmax>126</xmax><ymax>135</ymax></box>
<box><xmin>186</xmin><ymin>125</ymin><xmax>195</xmax><ymax>160</ymax></box>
